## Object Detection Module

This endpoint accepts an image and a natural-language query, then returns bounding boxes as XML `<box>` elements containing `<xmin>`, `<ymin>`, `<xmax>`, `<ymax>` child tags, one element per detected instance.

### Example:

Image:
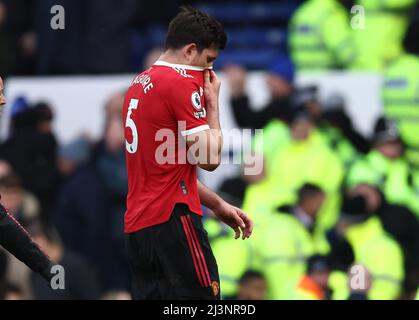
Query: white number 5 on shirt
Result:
<box><xmin>125</xmin><ymin>98</ymin><xmax>139</xmax><ymax>154</ymax></box>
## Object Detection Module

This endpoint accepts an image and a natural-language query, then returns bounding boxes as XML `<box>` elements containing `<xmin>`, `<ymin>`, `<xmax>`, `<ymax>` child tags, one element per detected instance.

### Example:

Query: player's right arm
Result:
<box><xmin>0</xmin><ymin>204</ymin><xmax>55</xmax><ymax>283</ymax></box>
<box><xmin>186</xmin><ymin>70</ymin><xmax>223</xmax><ymax>171</ymax></box>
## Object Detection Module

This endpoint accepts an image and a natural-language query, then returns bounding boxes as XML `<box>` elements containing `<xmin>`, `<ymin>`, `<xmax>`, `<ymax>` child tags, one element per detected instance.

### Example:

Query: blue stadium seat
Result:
<box><xmin>196</xmin><ymin>2</ymin><xmax>300</xmax><ymax>24</ymax></box>
<box><xmin>214</xmin><ymin>48</ymin><xmax>285</xmax><ymax>70</ymax></box>
<box><xmin>225</xmin><ymin>28</ymin><xmax>287</xmax><ymax>48</ymax></box>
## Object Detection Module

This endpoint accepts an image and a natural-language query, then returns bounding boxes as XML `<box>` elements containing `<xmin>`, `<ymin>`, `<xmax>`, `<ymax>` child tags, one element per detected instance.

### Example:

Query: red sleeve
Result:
<box><xmin>169</xmin><ymin>79</ymin><xmax>209</xmax><ymax>137</ymax></box>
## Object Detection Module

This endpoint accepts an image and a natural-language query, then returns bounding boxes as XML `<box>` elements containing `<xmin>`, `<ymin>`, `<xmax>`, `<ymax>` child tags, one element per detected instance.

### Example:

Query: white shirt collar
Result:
<box><xmin>153</xmin><ymin>60</ymin><xmax>210</xmax><ymax>71</ymax></box>
<box><xmin>294</xmin><ymin>206</ymin><xmax>314</xmax><ymax>228</ymax></box>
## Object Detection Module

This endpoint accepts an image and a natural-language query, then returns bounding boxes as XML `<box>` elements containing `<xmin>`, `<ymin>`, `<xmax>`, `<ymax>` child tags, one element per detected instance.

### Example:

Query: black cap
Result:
<box><xmin>372</xmin><ymin>117</ymin><xmax>401</xmax><ymax>145</ymax></box>
<box><xmin>290</xmin><ymin>85</ymin><xmax>318</xmax><ymax>110</ymax></box>
<box><xmin>340</xmin><ymin>195</ymin><xmax>370</xmax><ymax>223</ymax></box>
<box><xmin>307</xmin><ymin>255</ymin><xmax>331</xmax><ymax>274</ymax></box>
<box><xmin>321</xmin><ymin>93</ymin><xmax>345</xmax><ymax>112</ymax></box>
<box><xmin>288</xmin><ymin>106</ymin><xmax>313</xmax><ymax>123</ymax></box>
<box><xmin>286</xmin><ymin>86</ymin><xmax>318</xmax><ymax>123</ymax></box>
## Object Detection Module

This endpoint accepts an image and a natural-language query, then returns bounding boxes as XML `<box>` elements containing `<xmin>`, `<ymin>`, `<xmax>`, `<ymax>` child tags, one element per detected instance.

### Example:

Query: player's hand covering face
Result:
<box><xmin>212</xmin><ymin>202</ymin><xmax>253</xmax><ymax>240</ymax></box>
<box><xmin>203</xmin><ymin>69</ymin><xmax>221</xmax><ymax>109</ymax></box>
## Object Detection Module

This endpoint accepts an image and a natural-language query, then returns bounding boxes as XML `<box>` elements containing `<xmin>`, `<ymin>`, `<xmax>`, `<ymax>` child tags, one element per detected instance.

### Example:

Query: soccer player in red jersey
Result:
<box><xmin>123</xmin><ymin>6</ymin><xmax>253</xmax><ymax>299</ymax></box>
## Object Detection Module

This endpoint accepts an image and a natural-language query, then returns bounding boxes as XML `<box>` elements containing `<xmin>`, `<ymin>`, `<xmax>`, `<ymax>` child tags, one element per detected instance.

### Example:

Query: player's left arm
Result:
<box><xmin>197</xmin><ymin>180</ymin><xmax>253</xmax><ymax>239</ymax></box>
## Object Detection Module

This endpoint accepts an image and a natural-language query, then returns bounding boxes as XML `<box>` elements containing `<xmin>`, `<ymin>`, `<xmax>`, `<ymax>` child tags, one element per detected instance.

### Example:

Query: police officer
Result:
<box><xmin>346</xmin><ymin>184</ymin><xmax>419</xmax><ymax>298</ymax></box>
<box><xmin>224</xmin><ymin>56</ymin><xmax>295</xmax><ymax>130</ymax></box>
<box><xmin>346</xmin><ymin>117</ymin><xmax>419</xmax><ymax>217</ymax></box>
<box><xmin>295</xmin><ymin>255</ymin><xmax>332</xmax><ymax>300</ymax></box>
<box><xmin>382</xmin><ymin>24</ymin><xmax>419</xmax><ymax>166</ymax></box>
<box><xmin>289</xmin><ymin>0</ymin><xmax>358</xmax><ymax>70</ymax></box>
<box><xmin>318</xmin><ymin>93</ymin><xmax>369</xmax><ymax>170</ymax></box>
<box><xmin>329</xmin><ymin>194</ymin><xmax>404</xmax><ymax>300</ymax></box>
<box><xmin>256</xmin><ymin>184</ymin><xmax>329</xmax><ymax>299</ymax></box>
<box><xmin>353</xmin><ymin>0</ymin><xmax>418</xmax><ymax>70</ymax></box>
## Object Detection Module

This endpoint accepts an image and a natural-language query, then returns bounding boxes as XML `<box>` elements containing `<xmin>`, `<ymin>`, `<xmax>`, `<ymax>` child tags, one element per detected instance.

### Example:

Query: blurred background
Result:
<box><xmin>1</xmin><ymin>0</ymin><xmax>419</xmax><ymax>300</ymax></box>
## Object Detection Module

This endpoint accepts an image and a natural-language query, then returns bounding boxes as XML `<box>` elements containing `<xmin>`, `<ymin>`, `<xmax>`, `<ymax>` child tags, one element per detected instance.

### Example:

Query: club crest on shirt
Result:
<box><xmin>191</xmin><ymin>91</ymin><xmax>202</xmax><ymax>110</ymax></box>
<box><xmin>212</xmin><ymin>281</ymin><xmax>220</xmax><ymax>296</ymax></box>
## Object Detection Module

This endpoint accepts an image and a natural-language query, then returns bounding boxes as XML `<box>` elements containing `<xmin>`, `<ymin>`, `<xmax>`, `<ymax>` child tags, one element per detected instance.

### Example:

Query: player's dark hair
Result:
<box><xmin>164</xmin><ymin>6</ymin><xmax>227</xmax><ymax>52</ymax></box>
<box><xmin>297</xmin><ymin>183</ymin><xmax>324</xmax><ymax>204</ymax></box>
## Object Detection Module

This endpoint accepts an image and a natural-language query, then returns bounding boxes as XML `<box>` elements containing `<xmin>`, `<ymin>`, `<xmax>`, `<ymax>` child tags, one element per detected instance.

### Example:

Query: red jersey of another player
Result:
<box><xmin>123</xmin><ymin>61</ymin><xmax>209</xmax><ymax>233</ymax></box>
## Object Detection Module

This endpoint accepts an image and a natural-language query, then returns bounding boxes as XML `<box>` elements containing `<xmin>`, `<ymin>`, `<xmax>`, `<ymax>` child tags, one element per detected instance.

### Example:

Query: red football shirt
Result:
<box><xmin>123</xmin><ymin>61</ymin><xmax>210</xmax><ymax>233</ymax></box>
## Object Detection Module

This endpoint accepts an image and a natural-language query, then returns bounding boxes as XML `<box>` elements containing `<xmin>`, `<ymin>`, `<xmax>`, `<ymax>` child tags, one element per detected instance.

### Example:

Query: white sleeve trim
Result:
<box><xmin>181</xmin><ymin>124</ymin><xmax>210</xmax><ymax>137</ymax></box>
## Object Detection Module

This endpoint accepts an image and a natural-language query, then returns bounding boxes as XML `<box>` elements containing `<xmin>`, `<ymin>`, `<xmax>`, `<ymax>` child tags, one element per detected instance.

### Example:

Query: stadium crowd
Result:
<box><xmin>1</xmin><ymin>0</ymin><xmax>419</xmax><ymax>300</ymax></box>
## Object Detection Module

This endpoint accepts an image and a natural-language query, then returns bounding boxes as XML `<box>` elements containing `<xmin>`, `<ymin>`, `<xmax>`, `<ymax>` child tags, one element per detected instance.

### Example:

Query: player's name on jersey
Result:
<box><xmin>132</xmin><ymin>74</ymin><xmax>154</xmax><ymax>94</ymax></box>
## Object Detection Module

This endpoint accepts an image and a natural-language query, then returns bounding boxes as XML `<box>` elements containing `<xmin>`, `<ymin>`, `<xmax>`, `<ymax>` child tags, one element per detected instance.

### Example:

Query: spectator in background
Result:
<box><xmin>295</xmin><ymin>255</ymin><xmax>332</xmax><ymax>300</ymax></box>
<box><xmin>345</xmin><ymin>183</ymin><xmax>419</xmax><ymax>299</ymax></box>
<box><xmin>328</xmin><ymin>194</ymin><xmax>404</xmax><ymax>300</ymax></box>
<box><xmin>242</xmin><ymin>105</ymin><xmax>344</xmax><ymax>234</ymax></box>
<box><xmin>104</xmin><ymin>91</ymin><xmax>126</xmax><ymax>119</ymax></box>
<box><xmin>0</xmin><ymin>100</ymin><xmax>59</xmax><ymax>219</ymax></box>
<box><xmin>352</xmin><ymin>0</ymin><xmax>418</xmax><ymax>70</ymax></box>
<box><xmin>256</xmin><ymin>184</ymin><xmax>327</xmax><ymax>299</ymax></box>
<box><xmin>0</xmin><ymin>170</ymin><xmax>41</xmax><ymax>226</ymax></box>
<box><xmin>318</xmin><ymin>93</ymin><xmax>369</xmax><ymax>169</ymax></box>
<box><xmin>235</xmin><ymin>271</ymin><xmax>267</xmax><ymax>300</ymax></box>
<box><xmin>346</xmin><ymin>117</ymin><xmax>419</xmax><ymax>218</ymax></box>
<box><xmin>218</xmin><ymin>59</ymin><xmax>296</xmax><ymax>207</ymax></box>
<box><xmin>224</xmin><ymin>56</ymin><xmax>295</xmax><ymax>130</ymax></box>
<box><xmin>52</xmin><ymin>92</ymin><xmax>129</xmax><ymax>293</ymax></box>
<box><xmin>58</xmin><ymin>135</ymin><xmax>92</xmax><ymax>179</ymax></box>
<box><xmin>382</xmin><ymin>21</ymin><xmax>419</xmax><ymax>167</ymax></box>
<box><xmin>255</xmin><ymin>85</ymin><xmax>319</xmax><ymax>182</ymax></box>
<box><xmin>288</xmin><ymin>0</ymin><xmax>358</xmax><ymax>71</ymax></box>
<box><xmin>28</xmin><ymin>221</ymin><xmax>101</xmax><ymax>300</ymax></box>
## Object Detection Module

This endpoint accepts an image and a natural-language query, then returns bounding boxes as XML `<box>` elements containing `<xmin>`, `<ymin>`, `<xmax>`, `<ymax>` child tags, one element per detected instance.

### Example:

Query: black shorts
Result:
<box><xmin>126</xmin><ymin>203</ymin><xmax>220</xmax><ymax>300</ymax></box>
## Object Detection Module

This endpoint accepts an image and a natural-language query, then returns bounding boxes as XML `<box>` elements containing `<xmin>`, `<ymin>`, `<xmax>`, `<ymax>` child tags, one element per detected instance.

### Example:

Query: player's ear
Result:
<box><xmin>183</xmin><ymin>43</ymin><xmax>198</xmax><ymax>62</ymax></box>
